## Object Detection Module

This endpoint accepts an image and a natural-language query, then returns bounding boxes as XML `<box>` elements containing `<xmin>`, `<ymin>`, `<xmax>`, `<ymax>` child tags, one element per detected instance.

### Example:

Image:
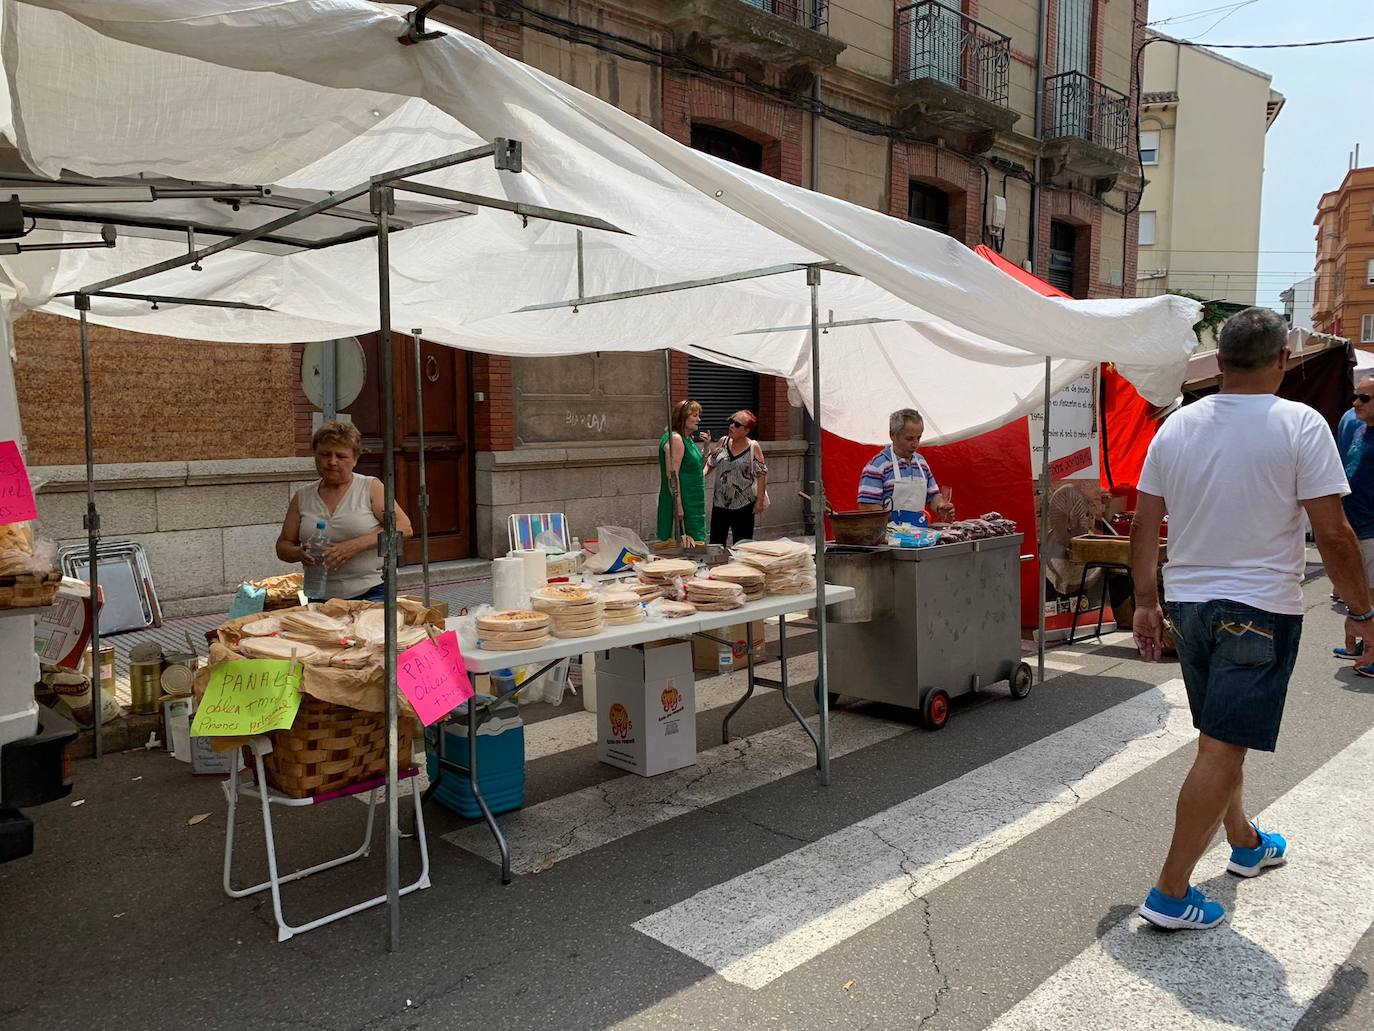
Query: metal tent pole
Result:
<box><xmin>76</xmin><ymin>297</ymin><xmax>101</xmax><ymax>758</ymax></box>
<box><xmin>1037</xmin><ymin>357</ymin><xmax>1051</xmax><ymax>684</ymax></box>
<box><xmin>808</xmin><ymin>267</ymin><xmax>830</xmax><ymax>785</ymax></box>
<box><xmin>411</xmin><ymin>328</ymin><xmax>431</xmax><ymax>606</ymax></box>
<box><xmin>372</xmin><ymin>186</ymin><xmax>402</xmax><ymax>951</ymax></box>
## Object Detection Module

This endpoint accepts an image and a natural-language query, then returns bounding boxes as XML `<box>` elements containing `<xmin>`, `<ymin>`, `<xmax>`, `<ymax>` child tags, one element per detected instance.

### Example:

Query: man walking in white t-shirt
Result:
<box><xmin>1131</xmin><ymin>306</ymin><xmax>1372</xmax><ymax>930</ymax></box>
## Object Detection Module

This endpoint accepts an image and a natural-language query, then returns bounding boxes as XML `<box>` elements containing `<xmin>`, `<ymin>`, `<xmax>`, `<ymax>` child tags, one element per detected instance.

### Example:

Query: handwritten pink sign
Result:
<box><xmin>397</xmin><ymin>630</ymin><xmax>474</xmax><ymax>726</ymax></box>
<box><xmin>0</xmin><ymin>441</ymin><xmax>37</xmax><ymax>524</ymax></box>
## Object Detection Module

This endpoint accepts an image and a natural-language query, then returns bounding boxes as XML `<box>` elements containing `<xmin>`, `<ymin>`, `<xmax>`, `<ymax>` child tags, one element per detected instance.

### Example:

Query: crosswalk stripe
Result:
<box><xmin>988</xmin><ymin>724</ymin><xmax>1374</xmax><ymax>1031</ymax></box>
<box><xmin>443</xmin><ymin>710</ymin><xmax>910</xmax><ymax>873</ymax></box>
<box><xmin>632</xmin><ymin>679</ymin><xmax>1197</xmax><ymax>989</ymax></box>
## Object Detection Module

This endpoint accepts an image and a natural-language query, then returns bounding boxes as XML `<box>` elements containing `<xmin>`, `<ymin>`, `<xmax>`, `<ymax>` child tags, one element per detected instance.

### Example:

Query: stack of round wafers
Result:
<box><xmin>279</xmin><ymin>608</ymin><xmax>353</xmax><ymax>647</ymax></box>
<box><xmin>239</xmin><ymin>635</ymin><xmax>324</xmax><ymax>664</ymax></box>
<box><xmin>475</xmin><ymin>610</ymin><xmax>553</xmax><ymax>651</ymax></box>
<box><xmin>637</xmin><ymin>558</ymin><xmax>697</xmax><ymax>588</ymax></box>
<box><xmin>685</xmin><ymin>578</ymin><xmax>745</xmax><ymax>611</ymax></box>
<box><xmin>530</xmin><ymin>585</ymin><xmax>605</xmax><ymax>638</ymax></box>
<box><xmin>651</xmin><ymin>598</ymin><xmax>696</xmax><ymax>619</ymax></box>
<box><xmin>732</xmin><ymin>540</ymin><xmax>817</xmax><ymax>596</ymax></box>
<box><xmin>708</xmin><ymin>563</ymin><xmax>766</xmax><ymax>603</ymax></box>
<box><xmin>601</xmin><ymin>588</ymin><xmax>645</xmax><ymax>626</ymax></box>
<box><xmin>624</xmin><ymin>582</ymin><xmax>664</xmax><ymax>603</ymax></box>
<box><xmin>240</xmin><ymin>615</ymin><xmax>282</xmax><ymax>637</ymax></box>
<box><xmin>353</xmin><ymin>607</ymin><xmax>405</xmax><ymax>645</ymax></box>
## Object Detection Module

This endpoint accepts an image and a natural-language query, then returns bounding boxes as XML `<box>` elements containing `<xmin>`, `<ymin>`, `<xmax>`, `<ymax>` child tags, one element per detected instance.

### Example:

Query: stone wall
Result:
<box><xmin>475</xmin><ymin>439</ymin><xmax>811</xmax><ymax>559</ymax></box>
<box><xmin>32</xmin><ymin>458</ymin><xmax>316</xmax><ymax>618</ymax></box>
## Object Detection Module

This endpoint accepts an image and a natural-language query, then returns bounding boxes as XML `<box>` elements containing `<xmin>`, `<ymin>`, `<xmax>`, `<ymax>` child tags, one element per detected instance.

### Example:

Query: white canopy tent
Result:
<box><xmin>0</xmin><ymin>0</ymin><xmax>1204</xmax><ymax>949</ymax></box>
<box><xmin>0</xmin><ymin>0</ymin><xmax>1201</xmax><ymax>446</ymax></box>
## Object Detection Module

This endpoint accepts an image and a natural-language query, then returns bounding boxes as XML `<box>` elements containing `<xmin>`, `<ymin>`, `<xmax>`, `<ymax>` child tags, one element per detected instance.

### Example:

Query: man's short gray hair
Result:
<box><xmin>1218</xmin><ymin>307</ymin><xmax>1288</xmax><ymax>373</ymax></box>
<box><xmin>889</xmin><ymin>408</ymin><xmax>923</xmax><ymax>436</ymax></box>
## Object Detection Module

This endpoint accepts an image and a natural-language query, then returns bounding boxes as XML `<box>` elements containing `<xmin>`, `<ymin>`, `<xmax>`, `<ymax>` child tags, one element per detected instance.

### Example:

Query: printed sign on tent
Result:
<box><xmin>0</xmin><ymin>441</ymin><xmax>38</xmax><ymax>524</ymax></box>
<box><xmin>397</xmin><ymin>630</ymin><xmax>474</xmax><ymax>726</ymax></box>
<box><xmin>191</xmin><ymin>659</ymin><xmax>303</xmax><ymax>737</ymax></box>
<box><xmin>1029</xmin><ymin>373</ymin><xmax>1099</xmax><ymax>481</ymax></box>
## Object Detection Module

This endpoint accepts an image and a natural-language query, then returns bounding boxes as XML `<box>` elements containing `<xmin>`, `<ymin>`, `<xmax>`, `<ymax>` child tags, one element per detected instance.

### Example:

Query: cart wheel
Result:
<box><xmin>921</xmin><ymin>689</ymin><xmax>951</xmax><ymax>731</ymax></box>
<box><xmin>1010</xmin><ymin>663</ymin><xmax>1034</xmax><ymax>699</ymax></box>
<box><xmin>814</xmin><ymin>685</ymin><xmax>843</xmax><ymax>708</ymax></box>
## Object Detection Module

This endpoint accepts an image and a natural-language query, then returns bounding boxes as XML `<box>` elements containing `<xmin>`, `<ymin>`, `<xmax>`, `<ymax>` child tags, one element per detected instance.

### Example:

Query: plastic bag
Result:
<box><xmin>534</xmin><ymin>529</ymin><xmax>565</xmax><ymax>552</ymax></box>
<box><xmin>583</xmin><ymin>525</ymin><xmax>653</xmax><ymax>574</ymax></box>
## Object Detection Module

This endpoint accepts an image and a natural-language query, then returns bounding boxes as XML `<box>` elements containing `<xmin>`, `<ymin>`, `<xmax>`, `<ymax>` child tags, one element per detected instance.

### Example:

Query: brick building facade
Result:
<box><xmin>15</xmin><ymin>0</ymin><xmax>1143</xmax><ymax>614</ymax></box>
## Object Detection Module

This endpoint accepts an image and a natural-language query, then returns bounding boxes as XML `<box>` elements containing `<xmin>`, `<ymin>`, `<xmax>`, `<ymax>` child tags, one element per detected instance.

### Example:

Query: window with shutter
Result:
<box><xmin>688</xmin><ymin>358</ymin><xmax>760</xmax><ymax>441</ymax></box>
<box><xmin>1048</xmin><ymin>220</ymin><xmax>1078</xmax><ymax>295</ymax></box>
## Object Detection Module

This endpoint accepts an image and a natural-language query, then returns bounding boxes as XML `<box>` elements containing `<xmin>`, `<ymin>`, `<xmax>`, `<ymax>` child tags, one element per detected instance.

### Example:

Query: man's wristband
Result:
<box><xmin>1350</xmin><ymin>607</ymin><xmax>1374</xmax><ymax>623</ymax></box>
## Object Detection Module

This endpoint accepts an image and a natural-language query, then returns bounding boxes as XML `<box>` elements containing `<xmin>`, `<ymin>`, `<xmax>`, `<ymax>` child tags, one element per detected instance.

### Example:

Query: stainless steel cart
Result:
<box><xmin>825</xmin><ymin>534</ymin><xmax>1033</xmax><ymax>729</ymax></box>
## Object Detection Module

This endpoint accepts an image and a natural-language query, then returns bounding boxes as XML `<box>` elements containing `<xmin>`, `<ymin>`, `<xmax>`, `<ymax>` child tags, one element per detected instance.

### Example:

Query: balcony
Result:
<box><xmin>893</xmin><ymin>1</ymin><xmax>1016</xmax><ymax>151</ymax></box>
<box><xmin>666</xmin><ymin>1</ymin><xmax>844</xmax><ymax>77</ymax></box>
<box><xmin>1041</xmin><ymin>71</ymin><xmax>1137</xmax><ymax>187</ymax></box>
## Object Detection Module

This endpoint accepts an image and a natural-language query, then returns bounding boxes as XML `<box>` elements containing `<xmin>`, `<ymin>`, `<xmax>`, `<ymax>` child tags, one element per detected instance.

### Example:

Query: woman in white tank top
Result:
<box><xmin>274</xmin><ymin>421</ymin><xmax>413</xmax><ymax>601</ymax></box>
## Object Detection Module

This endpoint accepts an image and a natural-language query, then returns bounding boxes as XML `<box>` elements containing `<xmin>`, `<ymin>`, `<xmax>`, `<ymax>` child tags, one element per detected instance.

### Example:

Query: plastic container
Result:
<box><xmin>425</xmin><ymin>695</ymin><xmax>525</xmax><ymax>818</ymax></box>
<box><xmin>302</xmin><ymin>520</ymin><xmax>328</xmax><ymax>598</ymax></box>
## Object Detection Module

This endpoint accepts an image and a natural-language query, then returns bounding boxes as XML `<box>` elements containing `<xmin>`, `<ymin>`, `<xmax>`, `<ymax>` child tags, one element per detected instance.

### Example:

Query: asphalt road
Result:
<box><xmin>3</xmin><ymin>575</ymin><xmax>1372</xmax><ymax>1031</ymax></box>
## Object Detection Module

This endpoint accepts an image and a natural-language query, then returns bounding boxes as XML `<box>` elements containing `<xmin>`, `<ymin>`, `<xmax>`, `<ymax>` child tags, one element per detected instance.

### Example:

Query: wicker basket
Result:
<box><xmin>253</xmin><ymin>696</ymin><xmax>417</xmax><ymax>799</ymax></box>
<box><xmin>0</xmin><ymin>570</ymin><xmax>62</xmax><ymax>609</ymax></box>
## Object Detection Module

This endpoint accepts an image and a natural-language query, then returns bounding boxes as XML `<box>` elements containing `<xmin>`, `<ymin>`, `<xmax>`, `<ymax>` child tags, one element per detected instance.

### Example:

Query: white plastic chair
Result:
<box><xmin>221</xmin><ymin>736</ymin><xmax>431</xmax><ymax>942</ymax></box>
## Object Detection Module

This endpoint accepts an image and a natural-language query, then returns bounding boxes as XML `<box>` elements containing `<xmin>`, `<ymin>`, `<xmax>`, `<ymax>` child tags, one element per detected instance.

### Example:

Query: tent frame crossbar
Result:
<box><xmin>76</xmin><ymin>144</ymin><xmax>509</xmax><ymax>296</ymax></box>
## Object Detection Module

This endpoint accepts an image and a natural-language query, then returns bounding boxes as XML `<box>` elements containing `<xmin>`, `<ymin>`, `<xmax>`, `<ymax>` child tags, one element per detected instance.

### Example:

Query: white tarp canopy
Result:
<box><xmin>0</xmin><ymin>0</ymin><xmax>1202</xmax><ymax>445</ymax></box>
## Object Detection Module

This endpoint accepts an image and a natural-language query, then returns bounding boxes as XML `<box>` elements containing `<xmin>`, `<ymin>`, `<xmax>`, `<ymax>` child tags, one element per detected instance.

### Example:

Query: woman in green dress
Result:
<box><xmin>657</xmin><ymin>399</ymin><xmax>710</xmax><ymax>544</ymax></box>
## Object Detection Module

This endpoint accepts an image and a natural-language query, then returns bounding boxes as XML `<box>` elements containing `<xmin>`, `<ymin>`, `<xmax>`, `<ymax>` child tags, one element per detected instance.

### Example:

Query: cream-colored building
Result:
<box><xmin>1136</xmin><ymin>32</ymin><xmax>1283</xmax><ymax>303</ymax></box>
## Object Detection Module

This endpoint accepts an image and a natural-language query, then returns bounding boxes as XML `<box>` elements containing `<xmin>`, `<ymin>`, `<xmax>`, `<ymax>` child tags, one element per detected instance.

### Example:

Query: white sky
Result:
<box><xmin>1143</xmin><ymin>0</ymin><xmax>1374</xmax><ymax>308</ymax></box>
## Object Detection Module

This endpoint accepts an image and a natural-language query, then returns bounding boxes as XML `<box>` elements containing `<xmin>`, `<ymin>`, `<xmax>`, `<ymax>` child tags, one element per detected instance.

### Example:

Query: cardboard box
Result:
<box><xmin>33</xmin><ymin>579</ymin><xmax>100</xmax><ymax>670</ymax></box>
<box><xmin>690</xmin><ymin>621</ymin><xmax>764</xmax><ymax>674</ymax></box>
<box><xmin>596</xmin><ymin>642</ymin><xmax>696</xmax><ymax>777</ymax></box>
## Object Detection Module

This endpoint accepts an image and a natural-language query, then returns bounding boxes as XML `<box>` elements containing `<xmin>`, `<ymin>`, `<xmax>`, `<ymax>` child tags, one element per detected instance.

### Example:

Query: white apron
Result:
<box><xmin>891</xmin><ymin>454</ymin><xmax>931</xmax><ymax>527</ymax></box>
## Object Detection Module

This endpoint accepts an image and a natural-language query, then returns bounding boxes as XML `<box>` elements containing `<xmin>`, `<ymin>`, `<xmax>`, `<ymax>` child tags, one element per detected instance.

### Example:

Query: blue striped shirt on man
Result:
<box><xmin>857</xmin><ymin>445</ymin><xmax>939</xmax><ymax>507</ymax></box>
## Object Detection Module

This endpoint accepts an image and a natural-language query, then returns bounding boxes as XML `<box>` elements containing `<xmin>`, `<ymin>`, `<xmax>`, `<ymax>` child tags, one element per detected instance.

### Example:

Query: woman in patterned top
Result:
<box><xmin>706</xmin><ymin>409</ymin><xmax>769</xmax><ymax>546</ymax></box>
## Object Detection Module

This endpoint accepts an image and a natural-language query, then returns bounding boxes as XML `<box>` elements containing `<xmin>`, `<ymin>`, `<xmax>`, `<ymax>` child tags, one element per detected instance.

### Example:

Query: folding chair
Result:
<box><xmin>222</xmin><ymin>736</ymin><xmax>431</xmax><ymax>942</ymax></box>
<box><xmin>507</xmin><ymin>512</ymin><xmax>570</xmax><ymax>553</ymax></box>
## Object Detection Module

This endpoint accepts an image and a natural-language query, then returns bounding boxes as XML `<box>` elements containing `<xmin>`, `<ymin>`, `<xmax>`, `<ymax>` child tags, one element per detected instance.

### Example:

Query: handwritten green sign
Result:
<box><xmin>191</xmin><ymin>659</ymin><xmax>303</xmax><ymax>738</ymax></box>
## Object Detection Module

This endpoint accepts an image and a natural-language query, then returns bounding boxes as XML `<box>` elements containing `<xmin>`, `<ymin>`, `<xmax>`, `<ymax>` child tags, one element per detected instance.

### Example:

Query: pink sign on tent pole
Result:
<box><xmin>0</xmin><ymin>441</ymin><xmax>38</xmax><ymax>524</ymax></box>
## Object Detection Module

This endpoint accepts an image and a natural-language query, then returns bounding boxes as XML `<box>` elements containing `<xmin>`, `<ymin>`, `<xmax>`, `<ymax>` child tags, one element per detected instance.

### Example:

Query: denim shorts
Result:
<box><xmin>1165</xmin><ymin>599</ymin><xmax>1303</xmax><ymax>752</ymax></box>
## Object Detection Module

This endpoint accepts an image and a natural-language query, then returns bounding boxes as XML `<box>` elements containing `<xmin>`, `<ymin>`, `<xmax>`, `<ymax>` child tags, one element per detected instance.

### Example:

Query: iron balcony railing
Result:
<box><xmin>1044</xmin><ymin>70</ymin><xmax>1132</xmax><ymax>153</ymax></box>
<box><xmin>737</xmin><ymin>0</ymin><xmax>829</xmax><ymax>32</ymax></box>
<box><xmin>895</xmin><ymin>0</ymin><xmax>1011</xmax><ymax>106</ymax></box>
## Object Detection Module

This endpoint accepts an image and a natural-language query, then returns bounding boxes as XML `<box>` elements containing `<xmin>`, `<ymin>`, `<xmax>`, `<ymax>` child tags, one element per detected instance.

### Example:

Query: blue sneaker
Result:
<box><xmin>1334</xmin><ymin>645</ymin><xmax>1361</xmax><ymax>658</ymax></box>
<box><xmin>1228</xmin><ymin>821</ymin><xmax>1288</xmax><ymax>877</ymax></box>
<box><xmin>1139</xmin><ymin>885</ymin><xmax>1227</xmax><ymax>930</ymax></box>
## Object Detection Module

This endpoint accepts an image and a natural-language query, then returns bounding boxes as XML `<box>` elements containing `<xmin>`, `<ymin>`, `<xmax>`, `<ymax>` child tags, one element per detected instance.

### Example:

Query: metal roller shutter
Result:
<box><xmin>687</xmin><ymin>357</ymin><xmax>759</xmax><ymax>441</ymax></box>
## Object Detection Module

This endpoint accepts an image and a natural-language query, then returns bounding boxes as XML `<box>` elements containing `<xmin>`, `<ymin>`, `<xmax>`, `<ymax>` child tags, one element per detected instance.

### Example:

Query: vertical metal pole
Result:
<box><xmin>808</xmin><ymin>267</ymin><xmax>830</xmax><ymax>786</ymax></box>
<box><xmin>372</xmin><ymin>186</ymin><xmax>401</xmax><ymax>951</ymax></box>
<box><xmin>1037</xmin><ymin>357</ymin><xmax>1051</xmax><ymax>684</ymax></box>
<box><xmin>411</xmin><ymin>328</ymin><xmax>430</xmax><ymax>606</ymax></box>
<box><xmin>77</xmin><ymin>297</ymin><xmax>101</xmax><ymax>758</ymax></box>
<box><xmin>575</xmin><ymin>230</ymin><xmax>585</xmax><ymax>302</ymax></box>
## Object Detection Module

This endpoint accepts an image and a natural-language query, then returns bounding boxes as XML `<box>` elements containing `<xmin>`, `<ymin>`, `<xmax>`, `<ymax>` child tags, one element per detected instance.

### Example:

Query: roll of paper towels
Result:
<box><xmin>492</xmin><ymin>555</ymin><xmax>526</xmax><ymax>612</ymax></box>
<box><xmin>513</xmin><ymin>549</ymin><xmax>547</xmax><ymax>592</ymax></box>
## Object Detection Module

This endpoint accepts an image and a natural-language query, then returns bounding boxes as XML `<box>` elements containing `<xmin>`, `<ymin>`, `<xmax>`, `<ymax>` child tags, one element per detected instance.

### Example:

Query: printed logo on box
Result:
<box><xmin>609</xmin><ymin>702</ymin><xmax>633</xmax><ymax>740</ymax></box>
<box><xmin>660</xmin><ymin>685</ymin><xmax>682</xmax><ymax>715</ymax></box>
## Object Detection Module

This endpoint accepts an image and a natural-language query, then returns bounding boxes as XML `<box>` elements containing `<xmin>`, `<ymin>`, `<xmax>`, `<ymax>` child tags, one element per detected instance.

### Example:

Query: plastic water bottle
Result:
<box><xmin>717</xmin><ymin>644</ymin><xmax>734</xmax><ymax>675</ymax></box>
<box><xmin>302</xmin><ymin>520</ymin><xmax>328</xmax><ymax>598</ymax></box>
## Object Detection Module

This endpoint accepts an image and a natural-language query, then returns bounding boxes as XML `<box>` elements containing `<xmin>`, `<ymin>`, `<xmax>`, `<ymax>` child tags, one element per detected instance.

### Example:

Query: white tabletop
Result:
<box><xmin>449</xmin><ymin>584</ymin><xmax>856</xmax><ymax>673</ymax></box>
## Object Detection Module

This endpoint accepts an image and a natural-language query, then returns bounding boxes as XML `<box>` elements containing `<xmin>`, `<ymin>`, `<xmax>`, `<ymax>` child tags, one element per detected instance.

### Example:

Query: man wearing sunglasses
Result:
<box><xmin>1130</xmin><ymin>307</ymin><xmax>1371</xmax><ymax>932</ymax></box>
<box><xmin>1335</xmin><ymin>379</ymin><xmax>1374</xmax><ymax>667</ymax></box>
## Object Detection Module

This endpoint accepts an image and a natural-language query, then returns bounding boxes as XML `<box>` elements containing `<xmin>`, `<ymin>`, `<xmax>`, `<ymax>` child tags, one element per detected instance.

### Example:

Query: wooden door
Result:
<box><xmin>343</xmin><ymin>333</ymin><xmax>473</xmax><ymax>563</ymax></box>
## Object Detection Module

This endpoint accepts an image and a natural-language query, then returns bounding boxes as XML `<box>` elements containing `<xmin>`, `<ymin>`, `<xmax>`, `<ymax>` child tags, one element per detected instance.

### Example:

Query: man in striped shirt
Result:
<box><xmin>857</xmin><ymin>408</ymin><xmax>954</xmax><ymax>524</ymax></box>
